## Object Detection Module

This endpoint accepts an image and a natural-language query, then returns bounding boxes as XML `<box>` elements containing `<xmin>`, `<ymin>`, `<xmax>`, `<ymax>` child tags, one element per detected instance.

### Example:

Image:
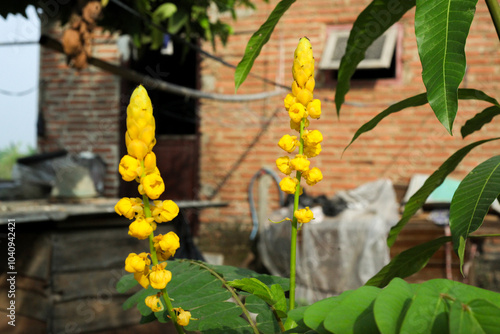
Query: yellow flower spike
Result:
<box><xmin>160</xmin><ymin>200</ymin><xmax>180</xmax><ymax>222</ymax></box>
<box><xmin>288</xmin><ymin>103</ymin><xmax>307</xmax><ymax>123</ymax></box>
<box><xmin>302</xmin><ymin>129</ymin><xmax>323</xmax><ymax>146</ymax></box>
<box><xmin>115</xmin><ymin>197</ymin><xmax>136</xmax><ymax>219</ymax></box>
<box><xmin>149</xmin><ymin>263</ymin><xmax>172</xmax><ymax>290</ymax></box>
<box><xmin>279</xmin><ymin>176</ymin><xmax>299</xmax><ymax>195</ymax></box>
<box><xmin>307</xmin><ymin>99</ymin><xmax>321</xmax><ymax>119</ymax></box>
<box><xmin>284</xmin><ymin>93</ymin><xmax>297</xmax><ymax>110</ymax></box>
<box><xmin>145</xmin><ymin>294</ymin><xmax>164</xmax><ymax>312</ymax></box>
<box><xmin>124</xmin><ymin>252</ymin><xmax>150</xmax><ymax>273</ymax></box>
<box><xmin>139</xmin><ymin>125</ymin><xmax>156</xmax><ymax>148</ymax></box>
<box><xmin>128</xmin><ymin>216</ymin><xmax>154</xmax><ymax>240</ymax></box>
<box><xmin>278</xmin><ymin>134</ymin><xmax>298</xmax><ymax>153</ymax></box>
<box><xmin>119</xmin><ymin>155</ymin><xmax>141</xmax><ymax>182</ymax></box>
<box><xmin>276</xmin><ymin>156</ymin><xmax>293</xmax><ymax>175</ymax></box>
<box><xmin>296</xmin><ymin>88</ymin><xmax>313</xmax><ymax>106</ymax></box>
<box><xmin>290</xmin><ymin>154</ymin><xmax>310</xmax><ymax>172</ymax></box>
<box><xmin>303</xmin><ymin>167</ymin><xmax>323</xmax><ymax>186</ymax></box>
<box><xmin>128</xmin><ymin>85</ymin><xmax>153</xmax><ymax>117</ymax></box>
<box><xmin>141</xmin><ymin>173</ymin><xmax>165</xmax><ymax>200</ymax></box>
<box><xmin>304</xmin><ymin>143</ymin><xmax>322</xmax><ymax>158</ymax></box>
<box><xmin>294</xmin><ymin>207</ymin><xmax>314</xmax><ymax>224</ymax></box>
<box><xmin>174</xmin><ymin>308</ymin><xmax>192</xmax><ymax>326</ymax></box>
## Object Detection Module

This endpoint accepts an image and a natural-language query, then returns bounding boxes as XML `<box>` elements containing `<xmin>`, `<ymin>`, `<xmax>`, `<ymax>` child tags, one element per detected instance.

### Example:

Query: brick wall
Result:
<box><xmin>38</xmin><ymin>25</ymin><xmax>121</xmax><ymax>197</ymax></box>
<box><xmin>197</xmin><ymin>0</ymin><xmax>500</xmax><ymax>242</ymax></box>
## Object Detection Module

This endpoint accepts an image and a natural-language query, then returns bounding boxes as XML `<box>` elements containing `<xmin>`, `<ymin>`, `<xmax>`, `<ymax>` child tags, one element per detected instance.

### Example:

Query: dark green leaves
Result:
<box><xmin>234</xmin><ymin>0</ymin><xmax>296</xmax><ymax>91</ymax></box>
<box><xmin>387</xmin><ymin>138</ymin><xmax>500</xmax><ymax>247</ymax></box>
<box><xmin>117</xmin><ymin>260</ymin><xmax>289</xmax><ymax>334</ymax></box>
<box><xmin>288</xmin><ymin>278</ymin><xmax>500</xmax><ymax>334</ymax></box>
<box><xmin>462</xmin><ymin>106</ymin><xmax>500</xmax><ymax>138</ymax></box>
<box><xmin>415</xmin><ymin>0</ymin><xmax>478</xmax><ymax>133</ymax></box>
<box><xmin>335</xmin><ymin>0</ymin><xmax>416</xmax><ymax>115</ymax></box>
<box><xmin>450</xmin><ymin>155</ymin><xmax>500</xmax><ymax>273</ymax></box>
<box><xmin>366</xmin><ymin>236</ymin><xmax>451</xmax><ymax>288</ymax></box>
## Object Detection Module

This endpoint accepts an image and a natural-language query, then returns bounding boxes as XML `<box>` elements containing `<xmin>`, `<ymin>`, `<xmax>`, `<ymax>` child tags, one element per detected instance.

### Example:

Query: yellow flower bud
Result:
<box><xmin>141</xmin><ymin>173</ymin><xmax>165</xmax><ymax>200</ymax></box>
<box><xmin>160</xmin><ymin>200</ymin><xmax>179</xmax><ymax>222</ymax></box>
<box><xmin>127</xmin><ymin>139</ymin><xmax>149</xmax><ymax>160</ymax></box>
<box><xmin>278</xmin><ymin>134</ymin><xmax>298</xmax><ymax>153</ymax></box>
<box><xmin>302</xmin><ymin>129</ymin><xmax>323</xmax><ymax>146</ymax></box>
<box><xmin>296</xmin><ymin>88</ymin><xmax>313</xmax><ymax>106</ymax></box>
<box><xmin>144</xmin><ymin>152</ymin><xmax>157</xmax><ymax>174</ymax></box>
<box><xmin>307</xmin><ymin>99</ymin><xmax>321</xmax><ymax>119</ymax></box>
<box><xmin>140</xmin><ymin>125</ymin><xmax>156</xmax><ymax>148</ymax></box>
<box><xmin>288</xmin><ymin>103</ymin><xmax>306</xmax><ymax>123</ymax></box>
<box><xmin>115</xmin><ymin>197</ymin><xmax>135</xmax><ymax>219</ymax></box>
<box><xmin>124</xmin><ymin>252</ymin><xmax>150</xmax><ymax>273</ymax></box>
<box><xmin>145</xmin><ymin>294</ymin><xmax>164</xmax><ymax>312</ymax></box>
<box><xmin>128</xmin><ymin>217</ymin><xmax>154</xmax><ymax>240</ymax></box>
<box><xmin>154</xmin><ymin>231</ymin><xmax>180</xmax><ymax>259</ymax></box>
<box><xmin>290</xmin><ymin>154</ymin><xmax>310</xmax><ymax>172</ymax></box>
<box><xmin>305</xmin><ymin>77</ymin><xmax>315</xmax><ymax>93</ymax></box>
<box><xmin>119</xmin><ymin>155</ymin><xmax>140</xmax><ymax>182</ymax></box>
<box><xmin>175</xmin><ymin>308</ymin><xmax>192</xmax><ymax>326</ymax></box>
<box><xmin>294</xmin><ymin>207</ymin><xmax>314</xmax><ymax>224</ymax></box>
<box><xmin>290</xmin><ymin>118</ymin><xmax>309</xmax><ymax>132</ymax></box>
<box><xmin>279</xmin><ymin>176</ymin><xmax>299</xmax><ymax>195</ymax></box>
<box><xmin>276</xmin><ymin>156</ymin><xmax>292</xmax><ymax>175</ymax></box>
<box><xmin>291</xmin><ymin>81</ymin><xmax>301</xmax><ymax>96</ymax></box>
<box><xmin>149</xmin><ymin>263</ymin><xmax>171</xmax><ymax>290</ymax></box>
<box><xmin>134</xmin><ymin>271</ymin><xmax>150</xmax><ymax>289</ymax></box>
<box><xmin>284</xmin><ymin>93</ymin><xmax>297</xmax><ymax>111</ymax></box>
<box><xmin>128</xmin><ymin>85</ymin><xmax>153</xmax><ymax>117</ymax></box>
<box><xmin>293</xmin><ymin>69</ymin><xmax>308</xmax><ymax>88</ymax></box>
<box><xmin>304</xmin><ymin>143</ymin><xmax>322</xmax><ymax>158</ymax></box>
<box><xmin>303</xmin><ymin>167</ymin><xmax>323</xmax><ymax>186</ymax></box>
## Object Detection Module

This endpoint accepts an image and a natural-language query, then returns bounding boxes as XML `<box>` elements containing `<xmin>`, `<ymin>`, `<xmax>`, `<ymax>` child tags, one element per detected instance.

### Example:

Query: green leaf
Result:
<box><xmin>153</xmin><ymin>3</ymin><xmax>177</xmax><ymax>21</ymax></box>
<box><xmin>399</xmin><ymin>279</ymin><xmax>458</xmax><ymax>333</ymax></box>
<box><xmin>323</xmin><ymin>286</ymin><xmax>381</xmax><ymax>334</ymax></box>
<box><xmin>303</xmin><ymin>290</ymin><xmax>354</xmax><ymax>333</ymax></box>
<box><xmin>335</xmin><ymin>0</ymin><xmax>416</xmax><ymax>115</ymax></box>
<box><xmin>270</xmin><ymin>284</ymin><xmax>288</xmax><ymax>317</ymax></box>
<box><xmin>449</xmin><ymin>299</ymin><xmax>496</xmax><ymax>334</ymax></box>
<box><xmin>366</xmin><ymin>236</ymin><xmax>451</xmax><ymax>288</ymax></box>
<box><xmin>234</xmin><ymin>0</ymin><xmax>296</xmax><ymax>91</ymax></box>
<box><xmin>461</xmin><ymin>106</ymin><xmax>500</xmax><ymax>138</ymax></box>
<box><xmin>119</xmin><ymin>260</ymin><xmax>288</xmax><ymax>333</ymax></box>
<box><xmin>415</xmin><ymin>0</ymin><xmax>478</xmax><ymax>133</ymax></box>
<box><xmin>168</xmin><ymin>9</ymin><xmax>189</xmax><ymax>34</ymax></box>
<box><xmin>345</xmin><ymin>89</ymin><xmax>497</xmax><ymax>151</ymax></box>
<box><xmin>450</xmin><ymin>155</ymin><xmax>500</xmax><ymax>274</ymax></box>
<box><xmin>387</xmin><ymin>138</ymin><xmax>500</xmax><ymax>247</ymax></box>
<box><xmin>286</xmin><ymin>306</ymin><xmax>311</xmax><ymax>333</ymax></box>
<box><xmin>373</xmin><ymin>278</ymin><xmax>414</xmax><ymax>334</ymax></box>
<box><xmin>116</xmin><ymin>273</ymin><xmax>138</xmax><ymax>293</ymax></box>
<box><xmin>245</xmin><ymin>295</ymin><xmax>283</xmax><ymax>334</ymax></box>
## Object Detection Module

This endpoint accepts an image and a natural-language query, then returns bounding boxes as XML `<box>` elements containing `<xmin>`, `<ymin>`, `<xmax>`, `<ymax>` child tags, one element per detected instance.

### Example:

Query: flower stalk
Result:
<box><xmin>276</xmin><ymin>37</ymin><xmax>323</xmax><ymax>318</ymax></box>
<box><xmin>115</xmin><ymin>85</ymin><xmax>190</xmax><ymax>333</ymax></box>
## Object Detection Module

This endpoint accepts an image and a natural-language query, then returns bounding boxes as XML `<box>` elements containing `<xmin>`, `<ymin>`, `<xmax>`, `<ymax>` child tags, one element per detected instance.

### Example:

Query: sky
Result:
<box><xmin>0</xmin><ymin>6</ymin><xmax>40</xmax><ymax>153</ymax></box>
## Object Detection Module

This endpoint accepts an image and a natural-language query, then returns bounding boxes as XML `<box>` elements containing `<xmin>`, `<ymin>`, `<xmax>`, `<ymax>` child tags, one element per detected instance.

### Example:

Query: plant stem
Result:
<box><xmin>486</xmin><ymin>0</ymin><xmax>500</xmax><ymax>41</ymax></box>
<box><xmin>143</xmin><ymin>194</ymin><xmax>185</xmax><ymax>334</ymax></box>
<box><xmin>288</xmin><ymin>119</ymin><xmax>305</xmax><ymax>314</ymax></box>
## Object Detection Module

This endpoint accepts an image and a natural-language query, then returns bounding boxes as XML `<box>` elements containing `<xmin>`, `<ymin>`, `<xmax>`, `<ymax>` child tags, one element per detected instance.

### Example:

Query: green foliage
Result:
<box><xmin>286</xmin><ymin>278</ymin><xmax>500</xmax><ymax>334</ymax></box>
<box><xmin>387</xmin><ymin>138</ymin><xmax>500</xmax><ymax>247</ymax></box>
<box><xmin>234</xmin><ymin>0</ymin><xmax>296</xmax><ymax>91</ymax></box>
<box><xmin>117</xmin><ymin>259</ymin><xmax>289</xmax><ymax>333</ymax></box>
<box><xmin>461</xmin><ymin>105</ymin><xmax>500</xmax><ymax>138</ymax></box>
<box><xmin>335</xmin><ymin>0</ymin><xmax>416</xmax><ymax>115</ymax></box>
<box><xmin>415</xmin><ymin>0</ymin><xmax>478</xmax><ymax>133</ymax></box>
<box><xmin>450</xmin><ymin>155</ymin><xmax>500</xmax><ymax>273</ymax></box>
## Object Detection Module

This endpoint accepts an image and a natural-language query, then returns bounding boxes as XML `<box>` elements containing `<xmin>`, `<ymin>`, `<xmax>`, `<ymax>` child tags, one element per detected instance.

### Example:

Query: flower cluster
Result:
<box><xmin>115</xmin><ymin>85</ymin><xmax>188</xmax><ymax>327</ymax></box>
<box><xmin>277</xmin><ymin>37</ymin><xmax>324</xmax><ymax>224</ymax></box>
